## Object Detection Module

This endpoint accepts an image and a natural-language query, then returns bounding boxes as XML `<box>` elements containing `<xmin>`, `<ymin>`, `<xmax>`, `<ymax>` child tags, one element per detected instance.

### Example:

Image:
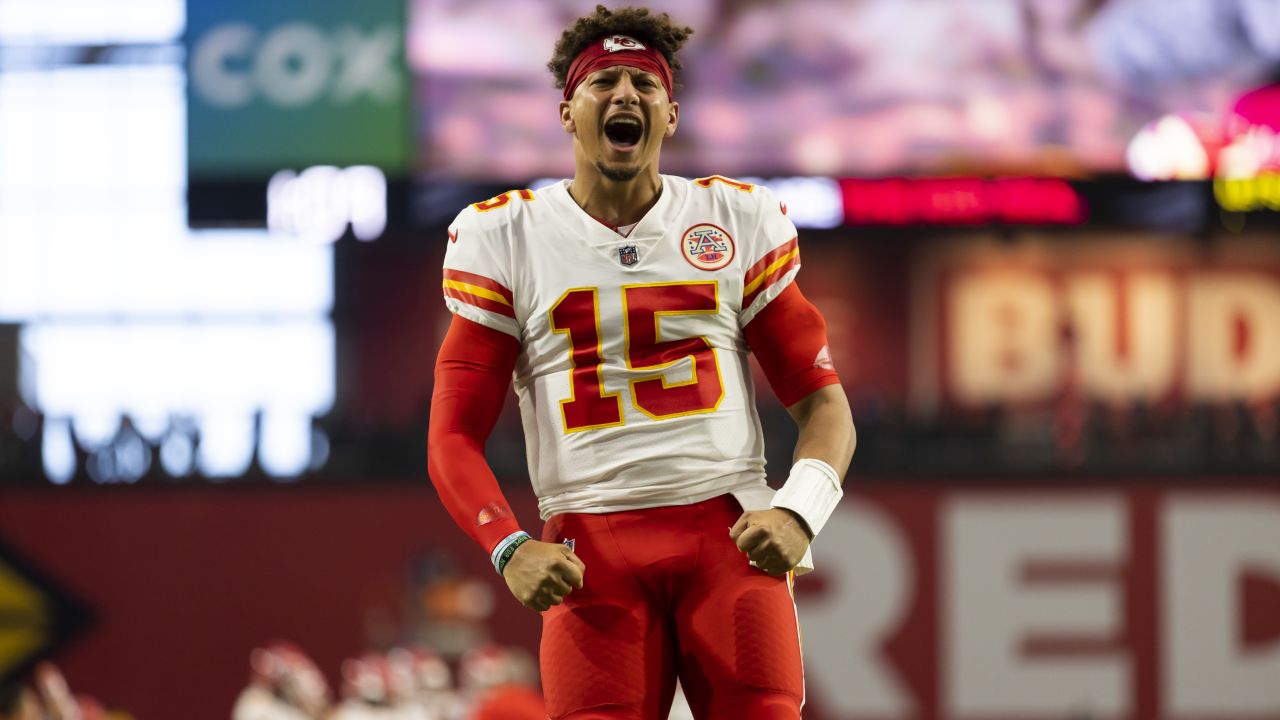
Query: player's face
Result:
<box><xmin>560</xmin><ymin>65</ymin><xmax>679</xmax><ymax>181</ymax></box>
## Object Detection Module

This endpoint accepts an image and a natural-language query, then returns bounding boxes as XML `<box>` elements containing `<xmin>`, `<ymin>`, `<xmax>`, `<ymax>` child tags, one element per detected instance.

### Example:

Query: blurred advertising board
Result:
<box><xmin>1216</xmin><ymin>172</ymin><xmax>1280</xmax><ymax>213</ymax></box>
<box><xmin>0</xmin><ymin>537</ymin><xmax>92</xmax><ymax>683</ymax></box>
<box><xmin>907</xmin><ymin>235</ymin><xmax>1280</xmax><ymax>411</ymax></box>
<box><xmin>797</xmin><ymin>485</ymin><xmax>1280</xmax><ymax>720</ymax></box>
<box><xmin>186</xmin><ymin>0</ymin><xmax>409</xmax><ymax>179</ymax></box>
<box><xmin>838</xmin><ymin>178</ymin><xmax>1086</xmax><ymax>226</ymax></box>
<box><xmin>1</xmin><ymin>484</ymin><xmax>1275</xmax><ymax>719</ymax></box>
<box><xmin>411</xmin><ymin>177</ymin><xmax>1237</xmax><ymax>234</ymax></box>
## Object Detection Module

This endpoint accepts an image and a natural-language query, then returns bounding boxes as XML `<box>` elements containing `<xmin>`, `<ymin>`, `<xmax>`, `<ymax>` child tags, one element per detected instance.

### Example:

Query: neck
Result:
<box><xmin>567</xmin><ymin>160</ymin><xmax>663</xmax><ymax>227</ymax></box>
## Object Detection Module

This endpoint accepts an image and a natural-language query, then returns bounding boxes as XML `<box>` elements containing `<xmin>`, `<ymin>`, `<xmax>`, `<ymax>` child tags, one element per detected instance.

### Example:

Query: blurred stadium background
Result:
<box><xmin>1</xmin><ymin>0</ymin><xmax>1279</xmax><ymax>717</ymax></box>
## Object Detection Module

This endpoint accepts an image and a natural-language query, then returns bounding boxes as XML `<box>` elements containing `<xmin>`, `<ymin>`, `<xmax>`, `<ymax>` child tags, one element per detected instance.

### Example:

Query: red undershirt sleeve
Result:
<box><xmin>743</xmin><ymin>283</ymin><xmax>842</xmax><ymax>408</ymax></box>
<box><xmin>427</xmin><ymin>315</ymin><xmax>524</xmax><ymax>554</ymax></box>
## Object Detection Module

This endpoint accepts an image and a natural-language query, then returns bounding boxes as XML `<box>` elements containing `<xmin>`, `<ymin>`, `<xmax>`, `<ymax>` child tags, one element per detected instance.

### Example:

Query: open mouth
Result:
<box><xmin>604</xmin><ymin>116</ymin><xmax>644</xmax><ymax>150</ymax></box>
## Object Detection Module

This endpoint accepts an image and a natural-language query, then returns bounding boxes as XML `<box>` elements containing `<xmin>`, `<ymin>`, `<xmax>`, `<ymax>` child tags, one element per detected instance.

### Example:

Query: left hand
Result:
<box><xmin>729</xmin><ymin>508</ymin><xmax>811</xmax><ymax>576</ymax></box>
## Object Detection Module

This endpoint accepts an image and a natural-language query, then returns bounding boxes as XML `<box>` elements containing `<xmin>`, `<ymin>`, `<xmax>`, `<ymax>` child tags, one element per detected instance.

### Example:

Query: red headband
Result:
<box><xmin>563</xmin><ymin>34</ymin><xmax>674</xmax><ymax>101</ymax></box>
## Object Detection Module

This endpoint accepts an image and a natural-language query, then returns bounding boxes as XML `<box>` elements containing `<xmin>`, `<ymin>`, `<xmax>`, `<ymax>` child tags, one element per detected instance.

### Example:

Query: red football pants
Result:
<box><xmin>539</xmin><ymin>495</ymin><xmax>804</xmax><ymax>719</ymax></box>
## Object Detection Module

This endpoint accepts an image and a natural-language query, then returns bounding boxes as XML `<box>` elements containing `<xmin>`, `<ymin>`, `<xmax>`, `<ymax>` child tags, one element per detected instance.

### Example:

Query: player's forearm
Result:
<box><xmin>787</xmin><ymin>384</ymin><xmax>855</xmax><ymax>482</ymax></box>
<box><xmin>427</xmin><ymin>398</ymin><xmax>524</xmax><ymax>553</ymax></box>
<box><xmin>764</xmin><ymin>384</ymin><xmax>853</xmax><ymax>544</ymax></box>
<box><xmin>428</xmin><ymin>315</ymin><xmax>525</xmax><ymax>555</ymax></box>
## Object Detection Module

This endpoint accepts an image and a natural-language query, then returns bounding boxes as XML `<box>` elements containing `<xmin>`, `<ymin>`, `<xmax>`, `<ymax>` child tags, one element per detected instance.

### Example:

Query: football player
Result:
<box><xmin>232</xmin><ymin>642</ymin><xmax>331</xmax><ymax>720</ymax></box>
<box><xmin>427</xmin><ymin>6</ymin><xmax>855</xmax><ymax>719</ymax></box>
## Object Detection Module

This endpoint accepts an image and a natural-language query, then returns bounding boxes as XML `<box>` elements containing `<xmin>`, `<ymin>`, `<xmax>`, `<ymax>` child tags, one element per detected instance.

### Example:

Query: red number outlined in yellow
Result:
<box><xmin>473</xmin><ymin>188</ymin><xmax>535</xmax><ymax>212</ymax></box>
<box><xmin>549</xmin><ymin>287</ymin><xmax>624</xmax><ymax>433</ymax></box>
<box><xmin>622</xmin><ymin>281</ymin><xmax>724</xmax><ymax>421</ymax></box>
<box><xmin>550</xmin><ymin>281</ymin><xmax>726</xmax><ymax>433</ymax></box>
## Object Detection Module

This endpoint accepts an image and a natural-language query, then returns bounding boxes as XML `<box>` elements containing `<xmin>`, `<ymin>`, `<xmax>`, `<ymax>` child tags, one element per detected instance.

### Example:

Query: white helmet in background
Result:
<box><xmin>244</xmin><ymin>641</ymin><xmax>331</xmax><ymax>717</ymax></box>
<box><xmin>386</xmin><ymin>646</ymin><xmax>452</xmax><ymax>694</ymax></box>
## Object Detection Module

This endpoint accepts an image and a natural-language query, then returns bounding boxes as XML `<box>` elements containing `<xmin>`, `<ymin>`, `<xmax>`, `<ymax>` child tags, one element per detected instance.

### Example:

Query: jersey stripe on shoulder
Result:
<box><xmin>442</xmin><ymin>269</ymin><xmax>515</xmax><ymax>319</ymax></box>
<box><xmin>742</xmin><ymin>237</ymin><xmax>799</xmax><ymax>307</ymax></box>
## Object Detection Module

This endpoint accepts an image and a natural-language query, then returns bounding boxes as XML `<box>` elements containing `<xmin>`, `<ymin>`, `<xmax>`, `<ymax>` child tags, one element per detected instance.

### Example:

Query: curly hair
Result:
<box><xmin>548</xmin><ymin>5</ymin><xmax>693</xmax><ymax>92</ymax></box>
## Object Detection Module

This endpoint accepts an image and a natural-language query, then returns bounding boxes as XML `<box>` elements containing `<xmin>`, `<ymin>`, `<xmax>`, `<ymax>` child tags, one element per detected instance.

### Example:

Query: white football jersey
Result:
<box><xmin>442</xmin><ymin>174</ymin><xmax>802</xmax><ymax>522</ymax></box>
<box><xmin>231</xmin><ymin>687</ymin><xmax>315</xmax><ymax>720</ymax></box>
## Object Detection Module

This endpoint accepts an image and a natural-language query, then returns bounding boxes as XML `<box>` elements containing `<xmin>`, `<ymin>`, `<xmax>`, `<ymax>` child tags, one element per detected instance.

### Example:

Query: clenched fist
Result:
<box><xmin>503</xmin><ymin>539</ymin><xmax>586</xmax><ymax>612</ymax></box>
<box><xmin>730</xmin><ymin>508</ymin><xmax>811</xmax><ymax>576</ymax></box>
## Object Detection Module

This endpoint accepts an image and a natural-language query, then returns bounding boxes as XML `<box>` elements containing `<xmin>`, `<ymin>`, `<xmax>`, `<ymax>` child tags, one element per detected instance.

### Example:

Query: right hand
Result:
<box><xmin>502</xmin><ymin>539</ymin><xmax>585</xmax><ymax>611</ymax></box>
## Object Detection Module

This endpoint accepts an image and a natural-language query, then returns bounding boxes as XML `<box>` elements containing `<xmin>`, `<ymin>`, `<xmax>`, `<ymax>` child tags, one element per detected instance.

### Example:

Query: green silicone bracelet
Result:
<box><xmin>497</xmin><ymin>534</ymin><xmax>532</xmax><ymax>576</ymax></box>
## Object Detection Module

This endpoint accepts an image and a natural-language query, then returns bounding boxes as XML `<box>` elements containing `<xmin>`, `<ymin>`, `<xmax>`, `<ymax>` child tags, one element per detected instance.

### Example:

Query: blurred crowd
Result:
<box><xmin>0</xmin><ymin>663</ymin><xmax>122</xmax><ymax>720</ymax></box>
<box><xmin>231</xmin><ymin>642</ymin><xmax>543</xmax><ymax>720</ymax></box>
<box><xmin>414</xmin><ymin>0</ymin><xmax>1276</xmax><ymax>181</ymax></box>
<box><xmin>0</xmin><ymin>644</ymin><xmax>546</xmax><ymax>720</ymax></box>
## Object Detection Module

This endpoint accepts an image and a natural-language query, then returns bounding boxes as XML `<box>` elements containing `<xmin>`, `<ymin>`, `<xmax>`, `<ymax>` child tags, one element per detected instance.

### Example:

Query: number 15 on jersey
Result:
<box><xmin>549</xmin><ymin>281</ymin><xmax>726</xmax><ymax>433</ymax></box>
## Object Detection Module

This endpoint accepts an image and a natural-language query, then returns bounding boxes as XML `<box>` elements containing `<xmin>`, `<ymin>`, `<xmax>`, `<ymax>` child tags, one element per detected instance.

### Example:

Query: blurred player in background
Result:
<box><xmin>0</xmin><ymin>663</ymin><xmax>116</xmax><ymax>720</ymax></box>
<box><xmin>386</xmin><ymin>647</ymin><xmax>462</xmax><ymax>720</ymax></box>
<box><xmin>232</xmin><ymin>642</ymin><xmax>331</xmax><ymax>720</ymax></box>
<box><xmin>456</xmin><ymin>644</ymin><xmax>544</xmax><ymax>720</ymax></box>
<box><xmin>333</xmin><ymin>652</ymin><xmax>410</xmax><ymax>719</ymax></box>
<box><xmin>427</xmin><ymin>5</ymin><xmax>855</xmax><ymax>719</ymax></box>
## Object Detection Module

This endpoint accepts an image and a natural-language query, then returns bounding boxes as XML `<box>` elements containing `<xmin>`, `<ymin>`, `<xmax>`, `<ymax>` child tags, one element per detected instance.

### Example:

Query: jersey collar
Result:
<box><xmin>546</xmin><ymin>176</ymin><xmax>678</xmax><ymax>247</ymax></box>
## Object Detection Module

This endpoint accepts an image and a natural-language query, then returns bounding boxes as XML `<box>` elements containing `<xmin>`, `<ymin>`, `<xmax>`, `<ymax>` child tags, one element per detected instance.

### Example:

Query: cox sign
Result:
<box><xmin>190</xmin><ymin>22</ymin><xmax>401</xmax><ymax>109</ymax></box>
<box><xmin>186</xmin><ymin>0</ymin><xmax>408</xmax><ymax>177</ymax></box>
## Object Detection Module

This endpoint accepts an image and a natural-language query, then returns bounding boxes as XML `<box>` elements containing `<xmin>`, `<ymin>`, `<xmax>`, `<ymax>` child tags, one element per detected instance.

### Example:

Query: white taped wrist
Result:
<box><xmin>490</xmin><ymin>531</ymin><xmax>531</xmax><ymax>575</ymax></box>
<box><xmin>771</xmin><ymin>458</ymin><xmax>843</xmax><ymax>539</ymax></box>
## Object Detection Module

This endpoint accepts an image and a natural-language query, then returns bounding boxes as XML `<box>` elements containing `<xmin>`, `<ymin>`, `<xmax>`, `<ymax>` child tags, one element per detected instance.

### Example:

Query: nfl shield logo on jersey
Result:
<box><xmin>618</xmin><ymin>245</ymin><xmax>639</xmax><ymax>266</ymax></box>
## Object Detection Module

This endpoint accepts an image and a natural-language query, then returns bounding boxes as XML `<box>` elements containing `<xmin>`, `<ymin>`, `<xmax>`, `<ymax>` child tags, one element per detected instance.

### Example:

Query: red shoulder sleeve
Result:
<box><xmin>427</xmin><ymin>315</ymin><xmax>524</xmax><ymax>554</ymax></box>
<box><xmin>742</xmin><ymin>283</ymin><xmax>842</xmax><ymax>407</ymax></box>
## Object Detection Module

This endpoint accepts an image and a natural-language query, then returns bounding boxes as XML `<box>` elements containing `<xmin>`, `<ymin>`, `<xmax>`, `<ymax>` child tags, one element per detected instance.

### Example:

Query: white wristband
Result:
<box><xmin>489</xmin><ymin>531</ymin><xmax>531</xmax><ymax>575</ymax></box>
<box><xmin>771</xmin><ymin>458</ymin><xmax>843</xmax><ymax>539</ymax></box>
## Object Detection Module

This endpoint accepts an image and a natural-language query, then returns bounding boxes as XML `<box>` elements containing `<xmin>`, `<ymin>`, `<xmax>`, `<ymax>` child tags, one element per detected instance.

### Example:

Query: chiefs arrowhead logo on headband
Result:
<box><xmin>564</xmin><ymin>34</ymin><xmax>674</xmax><ymax>101</ymax></box>
<box><xmin>603</xmin><ymin>35</ymin><xmax>645</xmax><ymax>52</ymax></box>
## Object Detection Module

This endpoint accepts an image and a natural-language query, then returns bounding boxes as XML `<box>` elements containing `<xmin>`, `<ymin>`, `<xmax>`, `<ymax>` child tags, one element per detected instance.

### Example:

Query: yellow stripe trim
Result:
<box><xmin>442</xmin><ymin>279</ymin><xmax>513</xmax><ymax>306</ymax></box>
<box><xmin>742</xmin><ymin>247</ymin><xmax>800</xmax><ymax>297</ymax></box>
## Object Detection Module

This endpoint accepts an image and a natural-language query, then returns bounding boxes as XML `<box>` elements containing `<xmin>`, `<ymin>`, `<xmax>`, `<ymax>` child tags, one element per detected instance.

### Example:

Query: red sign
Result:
<box><xmin>1</xmin><ymin>484</ymin><xmax>1277</xmax><ymax>719</ymax></box>
<box><xmin>797</xmin><ymin>486</ymin><xmax>1280</xmax><ymax>720</ymax></box>
<box><xmin>839</xmin><ymin>178</ymin><xmax>1086</xmax><ymax>226</ymax></box>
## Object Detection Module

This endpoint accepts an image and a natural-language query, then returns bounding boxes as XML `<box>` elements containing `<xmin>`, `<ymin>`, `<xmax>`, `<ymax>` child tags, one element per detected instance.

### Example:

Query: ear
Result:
<box><xmin>559</xmin><ymin>100</ymin><xmax>575</xmax><ymax>134</ymax></box>
<box><xmin>664</xmin><ymin>101</ymin><xmax>680</xmax><ymax>139</ymax></box>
